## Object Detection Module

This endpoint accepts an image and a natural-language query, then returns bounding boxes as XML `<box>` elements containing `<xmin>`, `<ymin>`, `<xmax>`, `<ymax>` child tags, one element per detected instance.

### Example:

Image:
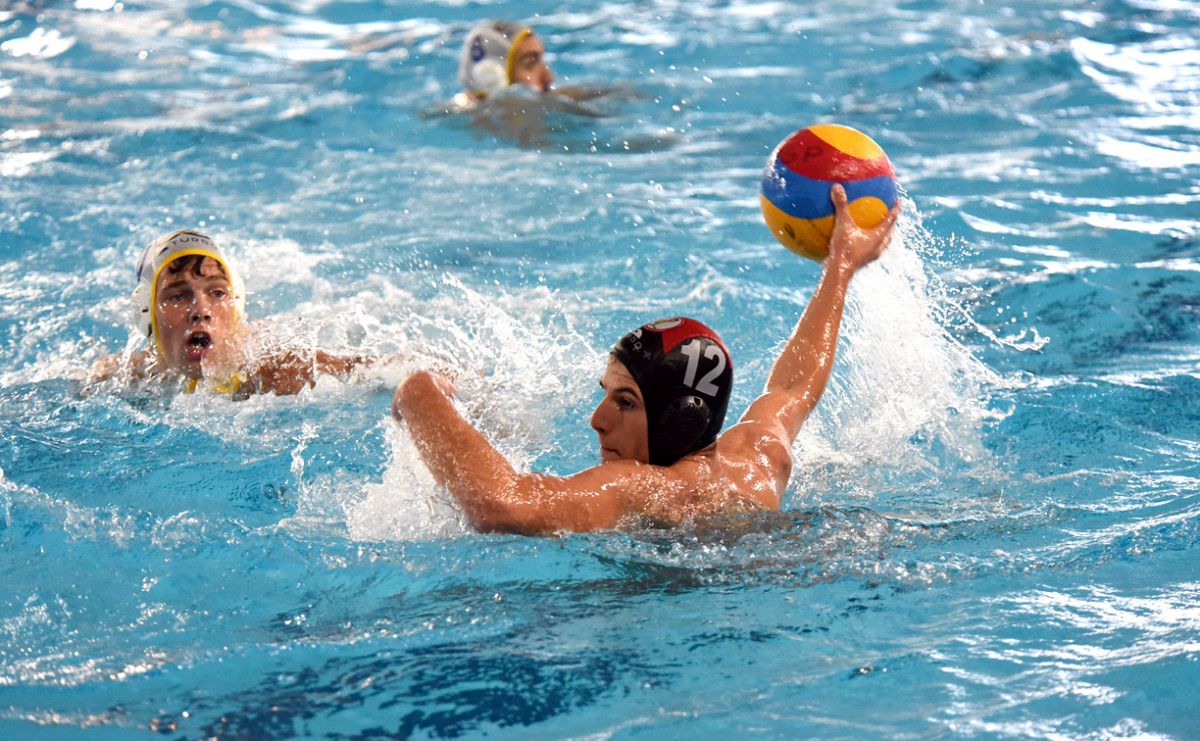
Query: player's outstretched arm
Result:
<box><xmin>392</xmin><ymin>371</ymin><xmax>650</xmax><ymax>534</ymax></box>
<box><xmin>250</xmin><ymin>350</ymin><xmax>378</xmax><ymax>395</ymax></box>
<box><xmin>737</xmin><ymin>184</ymin><xmax>901</xmax><ymax>444</ymax></box>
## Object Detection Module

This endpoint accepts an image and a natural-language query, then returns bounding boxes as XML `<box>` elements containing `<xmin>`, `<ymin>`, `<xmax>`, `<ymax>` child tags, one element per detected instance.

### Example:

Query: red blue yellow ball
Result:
<box><xmin>760</xmin><ymin>124</ymin><xmax>898</xmax><ymax>261</ymax></box>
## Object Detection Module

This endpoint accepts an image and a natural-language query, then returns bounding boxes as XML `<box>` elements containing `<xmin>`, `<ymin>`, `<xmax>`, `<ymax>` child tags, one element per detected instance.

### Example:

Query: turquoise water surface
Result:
<box><xmin>2</xmin><ymin>0</ymin><xmax>1199</xmax><ymax>737</ymax></box>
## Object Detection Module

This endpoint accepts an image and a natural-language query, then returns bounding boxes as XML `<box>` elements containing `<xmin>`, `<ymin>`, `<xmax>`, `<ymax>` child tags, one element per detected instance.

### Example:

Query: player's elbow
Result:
<box><xmin>392</xmin><ymin>370</ymin><xmax>440</xmax><ymax>421</ymax></box>
<box><xmin>463</xmin><ymin>477</ymin><xmax>562</xmax><ymax>536</ymax></box>
<box><xmin>465</xmin><ymin>497</ymin><xmax>547</xmax><ymax>535</ymax></box>
<box><xmin>468</xmin><ymin>508</ymin><xmax>546</xmax><ymax>535</ymax></box>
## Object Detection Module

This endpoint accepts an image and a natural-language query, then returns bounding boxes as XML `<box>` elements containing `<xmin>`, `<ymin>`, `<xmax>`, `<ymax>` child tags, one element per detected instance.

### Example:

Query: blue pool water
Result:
<box><xmin>2</xmin><ymin>0</ymin><xmax>1199</xmax><ymax>737</ymax></box>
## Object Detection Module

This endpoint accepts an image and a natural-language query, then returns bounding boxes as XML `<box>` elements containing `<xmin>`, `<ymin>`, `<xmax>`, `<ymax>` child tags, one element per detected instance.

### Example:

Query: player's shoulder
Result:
<box><xmin>716</xmin><ymin>420</ymin><xmax>793</xmax><ymax>488</ymax></box>
<box><xmin>718</xmin><ymin>418</ymin><xmax>790</xmax><ymax>457</ymax></box>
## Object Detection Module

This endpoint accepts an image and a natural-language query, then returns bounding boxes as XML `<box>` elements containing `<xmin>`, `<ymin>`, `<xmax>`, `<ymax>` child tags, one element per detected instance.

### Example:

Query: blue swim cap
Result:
<box><xmin>611</xmin><ymin>317</ymin><xmax>733</xmax><ymax>466</ymax></box>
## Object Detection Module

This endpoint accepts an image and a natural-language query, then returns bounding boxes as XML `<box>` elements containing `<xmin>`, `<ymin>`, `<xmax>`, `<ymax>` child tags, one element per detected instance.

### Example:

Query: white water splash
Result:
<box><xmin>791</xmin><ymin>219</ymin><xmax>1005</xmax><ymax>503</ymax></box>
<box><xmin>342</xmin><ymin>275</ymin><xmax>599</xmax><ymax>540</ymax></box>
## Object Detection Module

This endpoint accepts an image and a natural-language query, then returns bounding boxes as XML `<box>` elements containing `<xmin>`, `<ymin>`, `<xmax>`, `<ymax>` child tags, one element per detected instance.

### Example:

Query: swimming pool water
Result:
<box><xmin>2</xmin><ymin>0</ymin><xmax>1199</xmax><ymax>737</ymax></box>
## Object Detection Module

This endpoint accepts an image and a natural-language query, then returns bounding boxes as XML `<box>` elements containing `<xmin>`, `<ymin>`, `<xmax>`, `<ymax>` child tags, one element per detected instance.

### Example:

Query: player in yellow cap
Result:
<box><xmin>90</xmin><ymin>229</ymin><xmax>372</xmax><ymax>397</ymax></box>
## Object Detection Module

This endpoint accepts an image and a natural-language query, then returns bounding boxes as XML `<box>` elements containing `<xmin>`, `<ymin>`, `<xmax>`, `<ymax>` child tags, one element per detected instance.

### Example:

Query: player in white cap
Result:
<box><xmin>453</xmin><ymin>20</ymin><xmax>554</xmax><ymax>107</ymax></box>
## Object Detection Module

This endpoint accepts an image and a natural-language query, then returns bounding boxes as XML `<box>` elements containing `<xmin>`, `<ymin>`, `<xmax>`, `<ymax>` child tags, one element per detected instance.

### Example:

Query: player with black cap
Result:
<box><xmin>392</xmin><ymin>185</ymin><xmax>901</xmax><ymax>533</ymax></box>
<box><xmin>604</xmin><ymin>317</ymin><xmax>733</xmax><ymax>467</ymax></box>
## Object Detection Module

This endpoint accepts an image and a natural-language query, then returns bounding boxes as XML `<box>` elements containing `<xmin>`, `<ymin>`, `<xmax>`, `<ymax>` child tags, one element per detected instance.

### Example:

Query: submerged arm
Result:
<box><xmin>252</xmin><ymin>349</ymin><xmax>378</xmax><ymax>395</ymax></box>
<box><xmin>392</xmin><ymin>371</ymin><xmax>657</xmax><ymax>534</ymax></box>
<box><xmin>87</xmin><ymin>349</ymin><xmax>152</xmax><ymax>384</ymax></box>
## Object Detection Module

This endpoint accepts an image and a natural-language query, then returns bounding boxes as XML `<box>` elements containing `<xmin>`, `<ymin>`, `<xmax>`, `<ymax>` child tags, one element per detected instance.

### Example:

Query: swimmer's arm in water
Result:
<box><xmin>734</xmin><ymin>185</ymin><xmax>901</xmax><ymax>446</ymax></box>
<box><xmin>87</xmin><ymin>354</ymin><xmax>123</xmax><ymax>383</ymax></box>
<box><xmin>549</xmin><ymin>85</ymin><xmax>614</xmax><ymax>105</ymax></box>
<box><xmin>552</xmin><ymin>83</ymin><xmax>649</xmax><ymax>105</ymax></box>
<box><xmin>393</xmin><ymin>370</ymin><xmax>683</xmax><ymax>534</ymax></box>
<box><xmin>87</xmin><ymin>349</ymin><xmax>152</xmax><ymax>384</ymax></box>
<box><xmin>250</xmin><ymin>350</ymin><xmax>379</xmax><ymax>395</ymax></box>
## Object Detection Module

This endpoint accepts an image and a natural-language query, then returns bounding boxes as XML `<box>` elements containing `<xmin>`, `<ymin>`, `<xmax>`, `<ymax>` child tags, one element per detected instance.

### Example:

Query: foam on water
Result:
<box><xmin>3</xmin><ymin>0</ymin><xmax>1200</xmax><ymax>736</ymax></box>
<box><xmin>341</xmin><ymin>275</ymin><xmax>602</xmax><ymax>541</ymax></box>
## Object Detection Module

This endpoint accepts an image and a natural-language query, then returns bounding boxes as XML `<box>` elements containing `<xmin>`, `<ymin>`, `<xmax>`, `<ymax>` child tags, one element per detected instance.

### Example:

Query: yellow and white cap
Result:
<box><xmin>458</xmin><ymin>20</ymin><xmax>532</xmax><ymax>97</ymax></box>
<box><xmin>131</xmin><ymin>229</ymin><xmax>245</xmax><ymax>349</ymax></box>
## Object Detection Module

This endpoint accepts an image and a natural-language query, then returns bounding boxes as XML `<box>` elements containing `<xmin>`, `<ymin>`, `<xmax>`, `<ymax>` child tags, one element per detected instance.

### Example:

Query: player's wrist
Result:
<box><xmin>823</xmin><ymin>253</ymin><xmax>856</xmax><ymax>281</ymax></box>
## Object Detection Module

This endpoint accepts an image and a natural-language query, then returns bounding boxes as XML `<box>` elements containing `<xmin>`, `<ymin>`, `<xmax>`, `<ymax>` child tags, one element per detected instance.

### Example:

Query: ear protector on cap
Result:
<box><xmin>458</xmin><ymin>20</ymin><xmax>531</xmax><ymax>97</ymax></box>
<box><xmin>611</xmin><ymin>317</ymin><xmax>734</xmax><ymax>466</ymax></box>
<box><xmin>652</xmin><ymin>393</ymin><xmax>714</xmax><ymax>465</ymax></box>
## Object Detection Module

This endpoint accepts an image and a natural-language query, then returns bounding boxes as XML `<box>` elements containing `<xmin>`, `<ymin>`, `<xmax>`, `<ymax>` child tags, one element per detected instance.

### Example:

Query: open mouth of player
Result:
<box><xmin>185</xmin><ymin>331</ymin><xmax>212</xmax><ymax>360</ymax></box>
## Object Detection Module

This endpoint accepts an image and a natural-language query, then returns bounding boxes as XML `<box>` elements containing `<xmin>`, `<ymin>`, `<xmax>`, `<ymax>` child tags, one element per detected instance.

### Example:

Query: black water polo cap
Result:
<box><xmin>610</xmin><ymin>317</ymin><xmax>734</xmax><ymax>466</ymax></box>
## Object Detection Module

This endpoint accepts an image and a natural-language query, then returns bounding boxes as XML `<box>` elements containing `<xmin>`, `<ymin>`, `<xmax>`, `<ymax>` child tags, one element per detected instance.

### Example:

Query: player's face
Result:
<box><xmin>510</xmin><ymin>34</ymin><xmax>554</xmax><ymax>92</ymax></box>
<box><xmin>590</xmin><ymin>357</ymin><xmax>650</xmax><ymax>464</ymax></box>
<box><xmin>153</xmin><ymin>256</ymin><xmax>237</xmax><ymax>378</ymax></box>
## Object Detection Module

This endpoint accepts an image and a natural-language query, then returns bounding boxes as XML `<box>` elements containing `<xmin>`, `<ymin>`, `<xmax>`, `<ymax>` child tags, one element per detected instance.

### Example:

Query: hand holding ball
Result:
<box><xmin>760</xmin><ymin>124</ymin><xmax>898</xmax><ymax>261</ymax></box>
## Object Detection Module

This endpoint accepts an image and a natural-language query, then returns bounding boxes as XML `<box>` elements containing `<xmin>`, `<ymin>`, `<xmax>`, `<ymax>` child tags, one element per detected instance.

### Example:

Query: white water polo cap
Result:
<box><xmin>458</xmin><ymin>20</ymin><xmax>532</xmax><ymax>97</ymax></box>
<box><xmin>131</xmin><ymin>229</ymin><xmax>245</xmax><ymax>345</ymax></box>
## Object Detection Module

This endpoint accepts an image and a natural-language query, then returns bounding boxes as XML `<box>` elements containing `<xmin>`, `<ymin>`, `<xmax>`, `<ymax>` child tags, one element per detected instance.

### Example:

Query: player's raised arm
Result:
<box><xmin>738</xmin><ymin>184</ymin><xmax>901</xmax><ymax>444</ymax></box>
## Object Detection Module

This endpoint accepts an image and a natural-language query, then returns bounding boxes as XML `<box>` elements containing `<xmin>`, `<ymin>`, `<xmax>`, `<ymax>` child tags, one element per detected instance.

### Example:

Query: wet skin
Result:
<box><xmin>391</xmin><ymin>185</ymin><xmax>902</xmax><ymax>533</ymax></box>
<box><xmin>590</xmin><ymin>357</ymin><xmax>651</xmax><ymax>464</ymax></box>
<box><xmin>510</xmin><ymin>33</ymin><xmax>554</xmax><ymax>92</ymax></box>
<box><xmin>153</xmin><ymin>257</ymin><xmax>235</xmax><ymax>378</ymax></box>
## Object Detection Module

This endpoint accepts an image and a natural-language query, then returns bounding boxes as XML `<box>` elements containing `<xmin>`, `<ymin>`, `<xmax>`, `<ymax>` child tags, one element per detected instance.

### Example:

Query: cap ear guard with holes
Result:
<box><xmin>458</xmin><ymin>20</ymin><xmax>531</xmax><ymax>97</ymax></box>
